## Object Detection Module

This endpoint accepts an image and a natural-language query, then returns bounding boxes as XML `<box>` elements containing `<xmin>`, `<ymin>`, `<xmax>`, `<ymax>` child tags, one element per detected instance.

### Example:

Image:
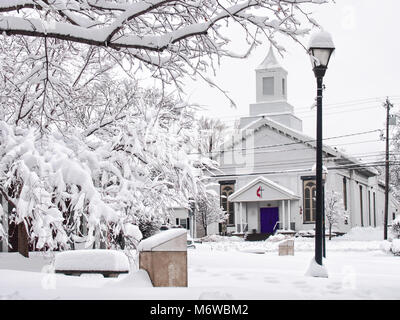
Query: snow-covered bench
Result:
<box><xmin>54</xmin><ymin>249</ymin><xmax>130</xmax><ymax>278</ymax></box>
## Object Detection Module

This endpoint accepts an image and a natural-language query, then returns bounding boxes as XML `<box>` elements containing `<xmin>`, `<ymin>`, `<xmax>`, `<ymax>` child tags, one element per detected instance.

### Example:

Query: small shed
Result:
<box><xmin>138</xmin><ymin>229</ymin><xmax>187</xmax><ymax>287</ymax></box>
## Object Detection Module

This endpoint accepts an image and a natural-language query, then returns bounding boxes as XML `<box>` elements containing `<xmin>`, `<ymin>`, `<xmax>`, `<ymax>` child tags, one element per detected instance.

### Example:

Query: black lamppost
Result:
<box><xmin>308</xmin><ymin>31</ymin><xmax>335</xmax><ymax>267</ymax></box>
<box><xmin>312</xmin><ymin>164</ymin><xmax>328</xmax><ymax>258</ymax></box>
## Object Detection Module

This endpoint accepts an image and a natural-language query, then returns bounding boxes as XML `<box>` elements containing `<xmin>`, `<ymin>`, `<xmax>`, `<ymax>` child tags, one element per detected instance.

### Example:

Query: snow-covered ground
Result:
<box><xmin>0</xmin><ymin>227</ymin><xmax>399</xmax><ymax>300</ymax></box>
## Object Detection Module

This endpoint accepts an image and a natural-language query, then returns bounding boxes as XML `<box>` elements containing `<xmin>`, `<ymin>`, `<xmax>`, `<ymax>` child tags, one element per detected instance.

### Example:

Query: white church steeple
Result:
<box><xmin>240</xmin><ymin>46</ymin><xmax>303</xmax><ymax>132</ymax></box>
<box><xmin>255</xmin><ymin>46</ymin><xmax>288</xmax><ymax>103</ymax></box>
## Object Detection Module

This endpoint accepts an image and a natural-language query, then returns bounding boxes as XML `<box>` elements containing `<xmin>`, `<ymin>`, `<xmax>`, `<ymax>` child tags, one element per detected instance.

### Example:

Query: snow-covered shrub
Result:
<box><xmin>325</xmin><ymin>191</ymin><xmax>348</xmax><ymax>240</ymax></box>
<box><xmin>391</xmin><ymin>239</ymin><xmax>400</xmax><ymax>256</ymax></box>
<box><xmin>390</xmin><ymin>217</ymin><xmax>400</xmax><ymax>239</ymax></box>
<box><xmin>195</xmin><ymin>190</ymin><xmax>226</xmax><ymax>236</ymax></box>
<box><xmin>137</xmin><ymin>218</ymin><xmax>162</xmax><ymax>240</ymax></box>
<box><xmin>201</xmin><ymin>235</ymin><xmax>243</xmax><ymax>243</ymax></box>
<box><xmin>380</xmin><ymin>240</ymin><xmax>392</xmax><ymax>254</ymax></box>
<box><xmin>267</xmin><ymin>234</ymin><xmax>286</xmax><ymax>242</ymax></box>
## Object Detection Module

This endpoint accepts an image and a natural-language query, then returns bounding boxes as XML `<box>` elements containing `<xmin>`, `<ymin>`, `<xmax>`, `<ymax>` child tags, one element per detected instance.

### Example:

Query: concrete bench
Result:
<box><xmin>278</xmin><ymin>239</ymin><xmax>294</xmax><ymax>256</ymax></box>
<box><xmin>54</xmin><ymin>249</ymin><xmax>130</xmax><ymax>278</ymax></box>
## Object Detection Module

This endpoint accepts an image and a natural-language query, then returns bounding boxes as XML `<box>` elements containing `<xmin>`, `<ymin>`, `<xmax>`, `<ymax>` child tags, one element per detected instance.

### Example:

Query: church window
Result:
<box><xmin>263</xmin><ymin>77</ymin><xmax>274</xmax><ymax>95</ymax></box>
<box><xmin>303</xmin><ymin>180</ymin><xmax>316</xmax><ymax>223</ymax></box>
<box><xmin>282</xmin><ymin>78</ymin><xmax>286</xmax><ymax>95</ymax></box>
<box><xmin>220</xmin><ymin>183</ymin><xmax>235</xmax><ymax>226</ymax></box>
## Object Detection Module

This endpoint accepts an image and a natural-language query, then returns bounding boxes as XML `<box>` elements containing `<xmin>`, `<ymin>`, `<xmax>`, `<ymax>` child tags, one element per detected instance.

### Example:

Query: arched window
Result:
<box><xmin>221</xmin><ymin>184</ymin><xmax>235</xmax><ymax>225</ymax></box>
<box><xmin>303</xmin><ymin>180</ymin><xmax>316</xmax><ymax>223</ymax></box>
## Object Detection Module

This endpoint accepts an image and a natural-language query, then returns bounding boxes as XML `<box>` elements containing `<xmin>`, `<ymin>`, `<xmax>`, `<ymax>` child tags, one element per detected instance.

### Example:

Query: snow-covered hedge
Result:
<box><xmin>200</xmin><ymin>235</ymin><xmax>244</xmax><ymax>243</ymax></box>
<box><xmin>391</xmin><ymin>239</ymin><xmax>400</xmax><ymax>256</ymax></box>
<box><xmin>380</xmin><ymin>239</ymin><xmax>400</xmax><ymax>256</ymax></box>
<box><xmin>390</xmin><ymin>217</ymin><xmax>400</xmax><ymax>239</ymax></box>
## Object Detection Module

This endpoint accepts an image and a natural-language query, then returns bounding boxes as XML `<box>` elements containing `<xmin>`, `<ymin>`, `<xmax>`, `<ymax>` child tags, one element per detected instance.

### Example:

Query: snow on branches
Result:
<box><xmin>0</xmin><ymin>86</ymin><xmax>214</xmax><ymax>251</ymax></box>
<box><xmin>195</xmin><ymin>189</ymin><xmax>226</xmax><ymax>236</ymax></box>
<box><xmin>0</xmin><ymin>0</ymin><xmax>329</xmax><ymax>91</ymax></box>
<box><xmin>325</xmin><ymin>190</ymin><xmax>348</xmax><ymax>240</ymax></box>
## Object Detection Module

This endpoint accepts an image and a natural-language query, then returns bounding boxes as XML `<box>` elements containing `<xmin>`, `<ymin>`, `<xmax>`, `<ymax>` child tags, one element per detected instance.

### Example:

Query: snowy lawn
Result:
<box><xmin>0</xmin><ymin>229</ymin><xmax>399</xmax><ymax>300</ymax></box>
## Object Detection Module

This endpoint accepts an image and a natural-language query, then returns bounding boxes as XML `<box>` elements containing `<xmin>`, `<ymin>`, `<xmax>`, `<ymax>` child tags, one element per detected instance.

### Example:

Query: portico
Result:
<box><xmin>228</xmin><ymin>177</ymin><xmax>300</xmax><ymax>235</ymax></box>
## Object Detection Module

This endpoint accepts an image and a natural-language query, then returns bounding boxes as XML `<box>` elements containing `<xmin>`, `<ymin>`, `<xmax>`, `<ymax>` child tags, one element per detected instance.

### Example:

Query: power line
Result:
<box><xmin>190</xmin><ymin>128</ymin><xmax>381</xmax><ymax>155</ymax></box>
<box><xmin>212</xmin><ymin>95</ymin><xmax>400</xmax><ymax>123</ymax></box>
<box><xmin>211</xmin><ymin>160</ymin><xmax>400</xmax><ymax>179</ymax></box>
<box><xmin>212</xmin><ymin>149</ymin><xmax>395</xmax><ymax>173</ymax></box>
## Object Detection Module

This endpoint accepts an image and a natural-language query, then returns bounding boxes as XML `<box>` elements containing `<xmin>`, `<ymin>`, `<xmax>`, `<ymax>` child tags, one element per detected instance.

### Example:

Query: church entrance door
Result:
<box><xmin>260</xmin><ymin>207</ymin><xmax>279</xmax><ymax>233</ymax></box>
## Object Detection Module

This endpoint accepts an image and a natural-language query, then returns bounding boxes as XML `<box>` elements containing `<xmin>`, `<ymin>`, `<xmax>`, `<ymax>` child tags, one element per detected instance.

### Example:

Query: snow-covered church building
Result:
<box><xmin>199</xmin><ymin>47</ymin><xmax>399</xmax><ymax>238</ymax></box>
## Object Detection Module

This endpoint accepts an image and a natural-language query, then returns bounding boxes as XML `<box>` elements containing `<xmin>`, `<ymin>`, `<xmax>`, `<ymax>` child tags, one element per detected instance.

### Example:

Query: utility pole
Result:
<box><xmin>384</xmin><ymin>97</ymin><xmax>394</xmax><ymax>240</ymax></box>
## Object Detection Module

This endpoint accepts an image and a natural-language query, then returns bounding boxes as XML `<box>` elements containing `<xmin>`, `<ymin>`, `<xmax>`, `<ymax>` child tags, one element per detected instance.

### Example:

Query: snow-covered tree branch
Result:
<box><xmin>0</xmin><ymin>85</ymin><xmax>217</xmax><ymax>251</ymax></box>
<box><xmin>0</xmin><ymin>0</ymin><xmax>328</xmax><ymax>88</ymax></box>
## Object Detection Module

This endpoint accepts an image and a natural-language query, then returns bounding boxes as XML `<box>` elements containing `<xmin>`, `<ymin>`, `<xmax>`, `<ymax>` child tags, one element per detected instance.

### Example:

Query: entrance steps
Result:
<box><xmin>245</xmin><ymin>233</ymin><xmax>271</xmax><ymax>241</ymax></box>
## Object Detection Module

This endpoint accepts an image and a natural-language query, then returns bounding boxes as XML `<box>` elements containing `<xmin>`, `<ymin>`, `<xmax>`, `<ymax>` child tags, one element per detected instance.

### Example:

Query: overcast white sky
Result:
<box><xmin>182</xmin><ymin>0</ymin><xmax>400</xmax><ymax>162</ymax></box>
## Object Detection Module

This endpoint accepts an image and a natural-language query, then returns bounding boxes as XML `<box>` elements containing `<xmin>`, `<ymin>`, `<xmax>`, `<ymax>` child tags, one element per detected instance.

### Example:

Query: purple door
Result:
<box><xmin>260</xmin><ymin>207</ymin><xmax>279</xmax><ymax>233</ymax></box>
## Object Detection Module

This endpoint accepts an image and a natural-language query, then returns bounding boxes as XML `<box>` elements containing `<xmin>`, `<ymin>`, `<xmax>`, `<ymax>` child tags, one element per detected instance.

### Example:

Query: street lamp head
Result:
<box><xmin>308</xmin><ymin>30</ymin><xmax>335</xmax><ymax>78</ymax></box>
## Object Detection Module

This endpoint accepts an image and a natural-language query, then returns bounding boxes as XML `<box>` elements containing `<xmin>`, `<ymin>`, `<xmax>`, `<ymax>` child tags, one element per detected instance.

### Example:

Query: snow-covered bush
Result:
<box><xmin>390</xmin><ymin>217</ymin><xmax>400</xmax><ymax>239</ymax></box>
<box><xmin>200</xmin><ymin>235</ymin><xmax>243</xmax><ymax>243</ymax></box>
<box><xmin>325</xmin><ymin>191</ymin><xmax>348</xmax><ymax>240</ymax></box>
<box><xmin>267</xmin><ymin>234</ymin><xmax>287</xmax><ymax>242</ymax></box>
<box><xmin>195</xmin><ymin>190</ymin><xmax>226</xmax><ymax>236</ymax></box>
<box><xmin>390</xmin><ymin>239</ymin><xmax>400</xmax><ymax>256</ymax></box>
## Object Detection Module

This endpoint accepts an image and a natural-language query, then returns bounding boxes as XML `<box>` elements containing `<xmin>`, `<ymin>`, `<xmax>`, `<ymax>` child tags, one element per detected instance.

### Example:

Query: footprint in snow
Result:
<box><xmin>292</xmin><ymin>281</ymin><xmax>309</xmax><ymax>288</ymax></box>
<box><xmin>264</xmin><ymin>277</ymin><xmax>279</xmax><ymax>284</ymax></box>
<box><xmin>326</xmin><ymin>282</ymin><xmax>342</xmax><ymax>292</ymax></box>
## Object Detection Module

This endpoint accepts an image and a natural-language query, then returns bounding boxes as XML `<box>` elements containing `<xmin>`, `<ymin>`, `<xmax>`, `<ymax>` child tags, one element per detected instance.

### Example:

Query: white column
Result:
<box><xmin>282</xmin><ymin>200</ymin><xmax>286</xmax><ymax>230</ymax></box>
<box><xmin>287</xmin><ymin>200</ymin><xmax>291</xmax><ymax>230</ymax></box>
<box><xmin>234</xmin><ymin>203</ymin><xmax>240</xmax><ymax>233</ymax></box>
<box><xmin>239</xmin><ymin>202</ymin><xmax>243</xmax><ymax>233</ymax></box>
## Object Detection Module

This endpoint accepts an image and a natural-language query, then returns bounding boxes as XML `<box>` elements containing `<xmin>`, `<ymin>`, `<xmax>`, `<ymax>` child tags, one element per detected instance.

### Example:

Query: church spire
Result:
<box><xmin>254</xmin><ymin>45</ymin><xmax>288</xmax><ymax>104</ymax></box>
<box><xmin>239</xmin><ymin>45</ymin><xmax>303</xmax><ymax>132</ymax></box>
<box><xmin>256</xmin><ymin>45</ymin><xmax>285</xmax><ymax>71</ymax></box>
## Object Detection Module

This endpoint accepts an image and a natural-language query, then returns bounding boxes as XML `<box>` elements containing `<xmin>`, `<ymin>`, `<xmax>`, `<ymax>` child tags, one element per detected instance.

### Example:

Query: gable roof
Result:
<box><xmin>218</xmin><ymin>115</ymin><xmax>378</xmax><ymax>177</ymax></box>
<box><xmin>229</xmin><ymin>176</ymin><xmax>299</xmax><ymax>202</ymax></box>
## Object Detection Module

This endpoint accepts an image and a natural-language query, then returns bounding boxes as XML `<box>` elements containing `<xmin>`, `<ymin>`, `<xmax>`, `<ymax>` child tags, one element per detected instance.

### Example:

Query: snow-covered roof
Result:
<box><xmin>217</xmin><ymin>115</ymin><xmax>378</xmax><ymax>178</ymax></box>
<box><xmin>229</xmin><ymin>176</ymin><xmax>299</xmax><ymax>202</ymax></box>
<box><xmin>256</xmin><ymin>46</ymin><xmax>285</xmax><ymax>71</ymax></box>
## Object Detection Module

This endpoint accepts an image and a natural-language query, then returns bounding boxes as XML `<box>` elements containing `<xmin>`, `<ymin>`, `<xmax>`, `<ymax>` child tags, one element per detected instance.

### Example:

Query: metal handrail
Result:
<box><xmin>273</xmin><ymin>221</ymin><xmax>280</xmax><ymax>234</ymax></box>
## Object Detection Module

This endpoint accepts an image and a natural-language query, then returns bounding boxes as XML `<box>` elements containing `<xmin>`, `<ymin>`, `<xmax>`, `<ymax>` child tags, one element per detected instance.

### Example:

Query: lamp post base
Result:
<box><xmin>305</xmin><ymin>256</ymin><xmax>329</xmax><ymax>278</ymax></box>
